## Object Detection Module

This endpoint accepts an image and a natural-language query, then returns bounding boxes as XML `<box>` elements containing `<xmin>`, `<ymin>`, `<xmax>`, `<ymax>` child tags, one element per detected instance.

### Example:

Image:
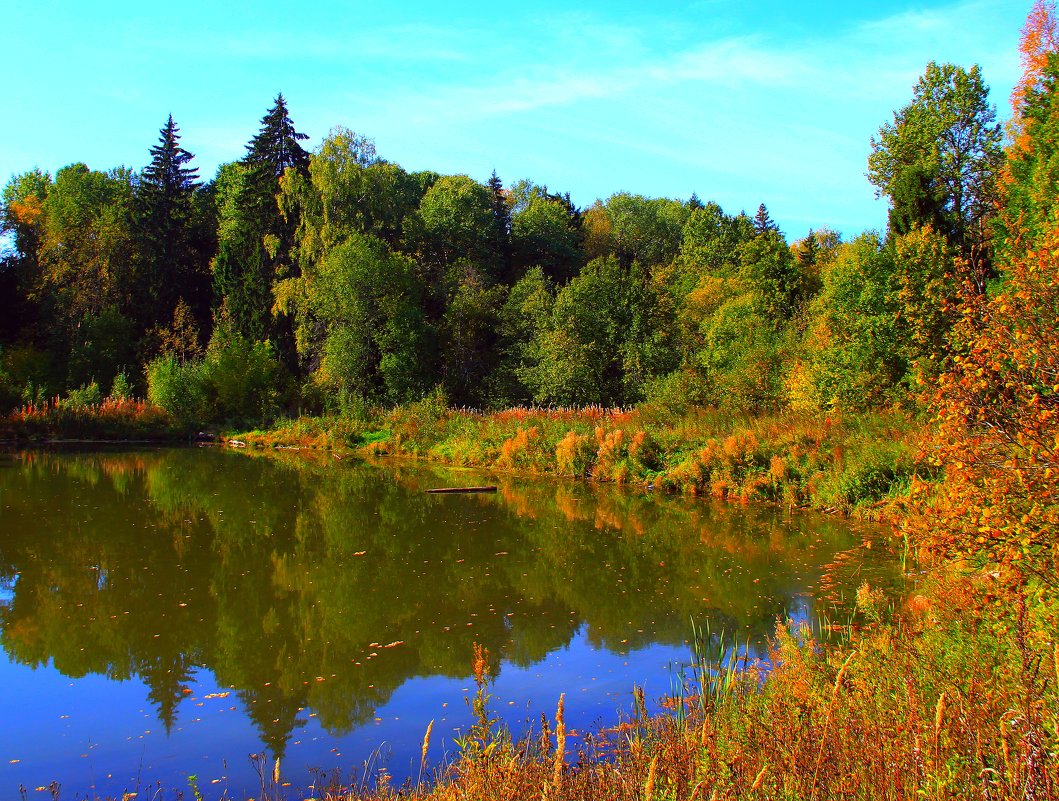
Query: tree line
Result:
<box><xmin>0</xmin><ymin>41</ymin><xmax>1041</xmax><ymax>424</ymax></box>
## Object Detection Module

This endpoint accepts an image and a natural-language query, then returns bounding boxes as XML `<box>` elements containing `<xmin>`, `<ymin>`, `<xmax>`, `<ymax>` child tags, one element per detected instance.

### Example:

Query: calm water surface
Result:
<box><xmin>0</xmin><ymin>447</ymin><xmax>893</xmax><ymax>799</ymax></box>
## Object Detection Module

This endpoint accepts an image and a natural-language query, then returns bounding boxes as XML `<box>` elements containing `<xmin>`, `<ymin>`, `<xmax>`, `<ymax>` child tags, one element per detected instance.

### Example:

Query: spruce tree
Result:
<box><xmin>798</xmin><ymin>229</ymin><xmax>819</xmax><ymax>268</ymax></box>
<box><xmin>244</xmin><ymin>93</ymin><xmax>310</xmax><ymax>179</ymax></box>
<box><xmin>135</xmin><ymin>115</ymin><xmax>207</xmax><ymax>344</ymax></box>
<box><xmin>213</xmin><ymin>94</ymin><xmax>310</xmax><ymax>364</ymax></box>
<box><xmin>487</xmin><ymin>170</ymin><xmax>512</xmax><ymax>276</ymax></box>
<box><xmin>753</xmin><ymin>203</ymin><xmax>778</xmax><ymax>235</ymax></box>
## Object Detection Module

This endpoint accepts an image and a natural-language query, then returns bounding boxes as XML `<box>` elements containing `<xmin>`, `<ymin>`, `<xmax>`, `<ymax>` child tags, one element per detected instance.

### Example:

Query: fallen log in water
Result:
<box><xmin>426</xmin><ymin>486</ymin><xmax>498</xmax><ymax>494</ymax></box>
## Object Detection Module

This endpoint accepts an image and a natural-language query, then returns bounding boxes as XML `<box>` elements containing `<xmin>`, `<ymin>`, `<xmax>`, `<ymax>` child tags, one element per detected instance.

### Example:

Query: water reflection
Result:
<box><xmin>0</xmin><ymin>447</ymin><xmax>890</xmax><ymax>793</ymax></box>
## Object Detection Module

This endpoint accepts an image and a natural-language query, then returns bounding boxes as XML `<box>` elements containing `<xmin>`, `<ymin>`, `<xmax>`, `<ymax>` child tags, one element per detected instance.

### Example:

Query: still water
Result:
<box><xmin>0</xmin><ymin>447</ymin><xmax>891</xmax><ymax>798</ymax></box>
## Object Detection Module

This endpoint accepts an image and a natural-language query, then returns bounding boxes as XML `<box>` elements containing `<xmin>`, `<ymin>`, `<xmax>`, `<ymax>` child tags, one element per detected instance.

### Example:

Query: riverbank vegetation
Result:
<box><xmin>3</xmin><ymin>2</ymin><xmax>1058</xmax><ymax>798</ymax></box>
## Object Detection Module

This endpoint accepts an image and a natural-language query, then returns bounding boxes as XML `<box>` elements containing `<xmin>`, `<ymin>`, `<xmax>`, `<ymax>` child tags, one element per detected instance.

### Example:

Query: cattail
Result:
<box><xmin>933</xmin><ymin>691</ymin><xmax>947</xmax><ymax>748</ymax></box>
<box><xmin>552</xmin><ymin>693</ymin><xmax>566</xmax><ymax>791</ymax></box>
<box><xmin>420</xmin><ymin>719</ymin><xmax>434</xmax><ymax>771</ymax></box>
<box><xmin>751</xmin><ymin>763</ymin><xmax>768</xmax><ymax>791</ymax></box>
<box><xmin>644</xmin><ymin>754</ymin><xmax>658</xmax><ymax>800</ymax></box>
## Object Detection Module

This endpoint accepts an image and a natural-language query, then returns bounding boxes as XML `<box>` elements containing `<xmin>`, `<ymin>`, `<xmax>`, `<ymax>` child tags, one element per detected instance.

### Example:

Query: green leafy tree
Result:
<box><xmin>789</xmin><ymin>234</ymin><xmax>906</xmax><ymax>411</ymax></box>
<box><xmin>277</xmin><ymin>233</ymin><xmax>433</xmax><ymax>404</ymax></box>
<box><xmin>415</xmin><ymin>175</ymin><xmax>501</xmax><ymax>275</ymax></box>
<box><xmin>33</xmin><ymin>164</ymin><xmax>137</xmax><ymax>388</ymax></box>
<box><xmin>868</xmin><ymin>61</ymin><xmax>1003</xmax><ymax>276</ymax></box>
<box><xmin>521</xmin><ymin>256</ymin><xmax>663</xmax><ymax>405</ymax></box>
<box><xmin>491</xmin><ymin>267</ymin><xmax>555</xmax><ymax>404</ymax></box>
<box><xmin>1</xmin><ymin>169</ymin><xmax>51</xmax><ymax>343</ymax></box>
<box><xmin>509</xmin><ymin>184</ymin><xmax>583</xmax><ymax>281</ymax></box>
<box><xmin>604</xmin><ymin>193</ymin><xmax>688</xmax><ymax>267</ymax></box>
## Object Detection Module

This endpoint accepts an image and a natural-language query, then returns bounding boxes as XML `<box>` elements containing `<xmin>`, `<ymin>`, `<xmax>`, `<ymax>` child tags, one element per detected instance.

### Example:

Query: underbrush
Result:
<box><xmin>0</xmin><ymin>396</ymin><xmax>182</xmax><ymax>441</ymax></box>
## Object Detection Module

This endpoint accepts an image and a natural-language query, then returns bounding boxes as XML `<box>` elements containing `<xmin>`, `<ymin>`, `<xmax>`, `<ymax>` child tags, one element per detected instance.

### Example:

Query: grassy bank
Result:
<box><xmin>233</xmin><ymin>401</ymin><xmax>926</xmax><ymax>519</ymax></box>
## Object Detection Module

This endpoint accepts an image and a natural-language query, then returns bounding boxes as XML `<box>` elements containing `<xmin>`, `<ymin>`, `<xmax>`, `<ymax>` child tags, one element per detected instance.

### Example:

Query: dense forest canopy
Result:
<box><xmin>1</xmin><ymin>11</ymin><xmax>1056</xmax><ymax>426</ymax></box>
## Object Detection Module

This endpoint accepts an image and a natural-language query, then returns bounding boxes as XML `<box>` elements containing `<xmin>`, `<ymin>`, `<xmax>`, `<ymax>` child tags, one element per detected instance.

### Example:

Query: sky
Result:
<box><xmin>4</xmin><ymin>0</ymin><xmax>1028</xmax><ymax>239</ymax></box>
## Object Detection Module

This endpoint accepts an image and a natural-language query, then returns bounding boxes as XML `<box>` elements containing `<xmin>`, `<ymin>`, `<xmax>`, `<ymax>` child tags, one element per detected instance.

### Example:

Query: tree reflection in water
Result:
<box><xmin>0</xmin><ymin>447</ymin><xmax>893</xmax><ymax>791</ymax></box>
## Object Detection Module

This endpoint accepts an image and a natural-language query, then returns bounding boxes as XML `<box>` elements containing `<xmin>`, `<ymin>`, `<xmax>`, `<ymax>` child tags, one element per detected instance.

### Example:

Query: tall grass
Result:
<box><xmin>1</xmin><ymin>395</ymin><xmax>181</xmax><ymax>441</ymax></box>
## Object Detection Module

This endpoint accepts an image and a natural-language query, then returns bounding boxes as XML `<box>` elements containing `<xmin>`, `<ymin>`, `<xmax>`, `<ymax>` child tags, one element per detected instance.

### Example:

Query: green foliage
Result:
<box><xmin>791</xmin><ymin>233</ymin><xmax>906</xmax><ymax>412</ymax></box>
<box><xmin>520</xmin><ymin>256</ymin><xmax>666</xmax><ymax>406</ymax></box>
<box><xmin>417</xmin><ymin>175</ymin><xmax>500</xmax><ymax>272</ymax></box>
<box><xmin>201</xmin><ymin>333</ymin><xmax>282</xmax><ymax>425</ymax></box>
<box><xmin>134</xmin><ymin>115</ymin><xmax>210</xmax><ymax>335</ymax></box>
<box><xmin>147</xmin><ymin>354</ymin><xmax>207</xmax><ymax>424</ymax></box>
<box><xmin>604</xmin><ymin>192</ymin><xmax>688</xmax><ymax>267</ymax></box>
<box><xmin>510</xmin><ymin>189</ymin><xmax>582</xmax><ymax>280</ymax></box>
<box><xmin>146</xmin><ymin>333</ymin><xmax>282</xmax><ymax>426</ymax></box>
<box><xmin>62</xmin><ymin>380</ymin><xmax>103</xmax><ymax>410</ymax></box>
<box><xmin>868</xmin><ymin>61</ymin><xmax>1003</xmax><ymax>264</ymax></box>
<box><xmin>109</xmin><ymin>371</ymin><xmax>134</xmax><ymax>401</ymax></box>
<box><xmin>281</xmin><ymin>233</ymin><xmax>432</xmax><ymax>405</ymax></box>
<box><xmin>696</xmin><ymin>292</ymin><xmax>786</xmax><ymax>413</ymax></box>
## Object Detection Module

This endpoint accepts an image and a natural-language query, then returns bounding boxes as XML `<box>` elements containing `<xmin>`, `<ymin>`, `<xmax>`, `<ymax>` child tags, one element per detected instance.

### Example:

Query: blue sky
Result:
<box><xmin>5</xmin><ymin>0</ymin><xmax>1027</xmax><ymax>238</ymax></box>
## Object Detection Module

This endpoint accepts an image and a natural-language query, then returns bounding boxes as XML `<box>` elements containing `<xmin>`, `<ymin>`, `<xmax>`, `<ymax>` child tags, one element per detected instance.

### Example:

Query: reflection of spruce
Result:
<box><xmin>138</xmin><ymin>652</ymin><xmax>195</xmax><ymax>734</ymax></box>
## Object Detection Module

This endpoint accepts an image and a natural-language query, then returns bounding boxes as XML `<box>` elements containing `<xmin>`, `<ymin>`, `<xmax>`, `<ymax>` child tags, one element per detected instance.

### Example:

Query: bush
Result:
<box><xmin>146</xmin><ymin>355</ymin><xmax>207</xmax><ymax>425</ymax></box>
<box><xmin>62</xmin><ymin>381</ymin><xmax>103</xmax><ymax>410</ymax></box>
<box><xmin>200</xmin><ymin>336</ymin><xmax>281</xmax><ymax>426</ymax></box>
<box><xmin>109</xmin><ymin>371</ymin><xmax>134</xmax><ymax>401</ymax></box>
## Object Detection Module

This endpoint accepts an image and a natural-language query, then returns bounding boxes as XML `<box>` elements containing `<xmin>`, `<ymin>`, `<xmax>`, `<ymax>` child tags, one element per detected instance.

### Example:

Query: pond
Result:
<box><xmin>0</xmin><ymin>447</ymin><xmax>894</xmax><ymax>799</ymax></box>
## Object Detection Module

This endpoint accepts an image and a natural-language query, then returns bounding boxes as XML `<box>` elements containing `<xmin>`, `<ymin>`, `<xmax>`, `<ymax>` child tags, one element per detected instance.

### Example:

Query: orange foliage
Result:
<box><xmin>1011</xmin><ymin>0</ymin><xmax>1058</xmax><ymax>129</ymax></box>
<box><xmin>918</xmin><ymin>222</ymin><xmax>1059</xmax><ymax>583</ymax></box>
<box><xmin>7</xmin><ymin>195</ymin><xmax>44</xmax><ymax>227</ymax></box>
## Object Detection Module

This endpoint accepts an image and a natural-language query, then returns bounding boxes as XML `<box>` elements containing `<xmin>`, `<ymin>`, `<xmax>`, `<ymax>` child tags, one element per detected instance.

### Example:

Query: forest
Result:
<box><xmin>0</xmin><ymin>40</ymin><xmax>1026</xmax><ymax>426</ymax></box>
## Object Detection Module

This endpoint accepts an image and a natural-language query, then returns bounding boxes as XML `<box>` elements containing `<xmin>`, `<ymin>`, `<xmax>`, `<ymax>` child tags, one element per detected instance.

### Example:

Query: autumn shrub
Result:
<box><xmin>554</xmin><ymin>430</ymin><xmax>595</xmax><ymax>477</ymax></box>
<box><xmin>494</xmin><ymin>426</ymin><xmax>542</xmax><ymax>471</ymax></box>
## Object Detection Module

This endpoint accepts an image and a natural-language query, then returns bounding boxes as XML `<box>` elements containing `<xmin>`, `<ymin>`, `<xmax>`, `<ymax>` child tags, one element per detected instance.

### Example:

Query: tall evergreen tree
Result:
<box><xmin>244</xmin><ymin>93</ymin><xmax>311</xmax><ymax>180</ymax></box>
<box><xmin>487</xmin><ymin>170</ymin><xmax>512</xmax><ymax>277</ymax></box>
<box><xmin>135</xmin><ymin>115</ymin><xmax>206</xmax><ymax>338</ymax></box>
<box><xmin>797</xmin><ymin>229</ymin><xmax>819</xmax><ymax>268</ymax></box>
<box><xmin>753</xmin><ymin>203</ymin><xmax>778</xmax><ymax>235</ymax></box>
<box><xmin>213</xmin><ymin>94</ymin><xmax>310</xmax><ymax>364</ymax></box>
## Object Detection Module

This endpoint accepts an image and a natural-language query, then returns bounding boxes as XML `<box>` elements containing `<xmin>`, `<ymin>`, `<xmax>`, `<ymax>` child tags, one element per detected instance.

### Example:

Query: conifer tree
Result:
<box><xmin>753</xmin><ymin>203</ymin><xmax>778</xmax><ymax>235</ymax></box>
<box><xmin>797</xmin><ymin>229</ymin><xmax>819</xmax><ymax>268</ymax></box>
<box><xmin>135</xmin><ymin>115</ymin><xmax>208</xmax><ymax>345</ymax></box>
<box><xmin>487</xmin><ymin>170</ymin><xmax>512</xmax><ymax>276</ymax></box>
<box><xmin>213</xmin><ymin>94</ymin><xmax>310</xmax><ymax>362</ymax></box>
